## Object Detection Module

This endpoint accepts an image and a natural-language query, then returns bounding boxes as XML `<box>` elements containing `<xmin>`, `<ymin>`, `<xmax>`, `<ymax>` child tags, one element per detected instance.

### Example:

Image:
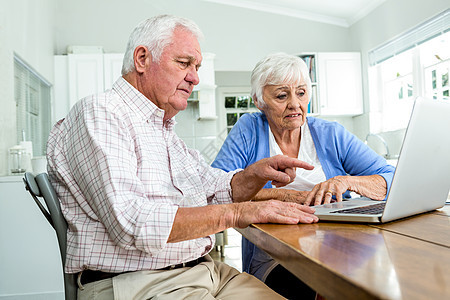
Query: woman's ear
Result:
<box><xmin>134</xmin><ymin>45</ymin><xmax>151</xmax><ymax>73</ymax></box>
<box><xmin>253</xmin><ymin>95</ymin><xmax>263</xmax><ymax>110</ymax></box>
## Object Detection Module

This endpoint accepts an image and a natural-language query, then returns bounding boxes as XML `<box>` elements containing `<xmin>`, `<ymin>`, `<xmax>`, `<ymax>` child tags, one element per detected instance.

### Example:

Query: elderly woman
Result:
<box><xmin>212</xmin><ymin>52</ymin><xmax>395</xmax><ymax>299</ymax></box>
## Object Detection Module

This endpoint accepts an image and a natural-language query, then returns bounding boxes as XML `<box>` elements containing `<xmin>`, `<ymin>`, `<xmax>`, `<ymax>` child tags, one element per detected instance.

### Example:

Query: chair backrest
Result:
<box><xmin>23</xmin><ymin>172</ymin><xmax>78</xmax><ymax>300</ymax></box>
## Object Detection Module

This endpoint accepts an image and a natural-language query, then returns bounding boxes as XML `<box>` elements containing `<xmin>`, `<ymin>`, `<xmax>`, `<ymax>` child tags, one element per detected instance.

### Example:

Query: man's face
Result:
<box><xmin>142</xmin><ymin>28</ymin><xmax>202</xmax><ymax>120</ymax></box>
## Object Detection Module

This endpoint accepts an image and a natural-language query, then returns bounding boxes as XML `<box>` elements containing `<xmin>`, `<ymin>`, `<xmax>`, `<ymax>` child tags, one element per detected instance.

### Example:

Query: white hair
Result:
<box><xmin>250</xmin><ymin>52</ymin><xmax>312</xmax><ymax>107</ymax></box>
<box><xmin>121</xmin><ymin>15</ymin><xmax>204</xmax><ymax>75</ymax></box>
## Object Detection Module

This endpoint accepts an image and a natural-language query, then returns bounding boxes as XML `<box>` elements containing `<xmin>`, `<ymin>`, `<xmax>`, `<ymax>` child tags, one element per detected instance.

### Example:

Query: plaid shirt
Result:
<box><xmin>47</xmin><ymin>77</ymin><xmax>235</xmax><ymax>273</ymax></box>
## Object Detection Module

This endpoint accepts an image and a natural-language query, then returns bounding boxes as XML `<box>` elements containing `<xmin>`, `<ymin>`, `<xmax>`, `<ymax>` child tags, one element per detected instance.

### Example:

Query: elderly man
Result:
<box><xmin>47</xmin><ymin>15</ymin><xmax>318</xmax><ymax>299</ymax></box>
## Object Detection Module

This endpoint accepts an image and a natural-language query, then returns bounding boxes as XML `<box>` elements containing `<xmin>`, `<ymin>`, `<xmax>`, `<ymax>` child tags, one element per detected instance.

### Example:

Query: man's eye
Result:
<box><xmin>178</xmin><ymin>61</ymin><xmax>189</xmax><ymax>68</ymax></box>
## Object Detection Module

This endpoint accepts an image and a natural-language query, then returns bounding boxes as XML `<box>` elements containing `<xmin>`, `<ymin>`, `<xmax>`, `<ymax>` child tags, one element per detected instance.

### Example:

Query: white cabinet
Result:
<box><xmin>54</xmin><ymin>53</ymin><xmax>124</xmax><ymax>122</ymax></box>
<box><xmin>103</xmin><ymin>53</ymin><xmax>125</xmax><ymax>90</ymax></box>
<box><xmin>317</xmin><ymin>52</ymin><xmax>363</xmax><ymax>116</ymax></box>
<box><xmin>67</xmin><ymin>54</ymin><xmax>104</xmax><ymax>108</ymax></box>
<box><xmin>54</xmin><ymin>52</ymin><xmax>216</xmax><ymax>120</ymax></box>
<box><xmin>298</xmin><ymin>52</ymin><xmax>363</xmax><ymax>116</ymax></box>
<box><xmin>194</xmin><ymin>53</ymin><xmax>217</xmax><ymax>120</ymax></box>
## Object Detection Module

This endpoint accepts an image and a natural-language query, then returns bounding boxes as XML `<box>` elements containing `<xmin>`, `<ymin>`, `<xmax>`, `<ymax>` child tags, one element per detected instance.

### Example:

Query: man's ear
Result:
<box><xmin>134</xmin><ymin>45</ymin><xmax>151</xmax><ymax>73</ymax></box>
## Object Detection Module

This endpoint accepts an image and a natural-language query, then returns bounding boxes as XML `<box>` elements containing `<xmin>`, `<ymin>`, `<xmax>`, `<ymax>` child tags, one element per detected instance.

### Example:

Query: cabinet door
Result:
<box><xmin>68</xmin><ymin>54</ymin><xmax>104</xmax><ymax>108</ymax></box>
<box><xmin>317</xmin><ymin>53</ymin><xmax>363</xmax><ymax>116</ymax></box>
<box><xmin>103</xmin><ymin>53</ymin><xmax>124</xmax><ymax>90</ymax></box>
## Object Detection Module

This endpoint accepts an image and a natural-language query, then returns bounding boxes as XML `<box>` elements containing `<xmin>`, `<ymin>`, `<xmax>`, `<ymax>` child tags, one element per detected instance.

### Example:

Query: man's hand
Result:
<box><xmin>232</xmin><ymin>200</ymin><xmax>319</xmax><ymax>228</ymax></box>
<box><xmin>168</xmin><ymin>200</ymin><xmax>318</xmax><ymax>243</ymax></box>
<box><xmin>231</xmin><ymin>155</ymin><xmax>314</xmax><ymax>202</ymax></box>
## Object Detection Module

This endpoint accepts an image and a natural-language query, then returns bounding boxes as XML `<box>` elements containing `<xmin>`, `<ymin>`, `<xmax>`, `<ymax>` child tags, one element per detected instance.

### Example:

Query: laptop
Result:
<box><xmin>313</xmin><ymin>97</ymin><xmax>450</xmax><ymax>223</ymax></box>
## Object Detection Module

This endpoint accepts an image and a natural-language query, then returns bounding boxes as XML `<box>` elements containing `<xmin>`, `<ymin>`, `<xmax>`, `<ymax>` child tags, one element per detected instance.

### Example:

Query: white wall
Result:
<box><xmin>53</xmin><ymin>0</ymin><xmax>354</xmax><ymax>71</ymax></box>
<box><xmin>0</xmin><ymin>0</ymin><xmax>56</xmax><ymax>176</ymax></box>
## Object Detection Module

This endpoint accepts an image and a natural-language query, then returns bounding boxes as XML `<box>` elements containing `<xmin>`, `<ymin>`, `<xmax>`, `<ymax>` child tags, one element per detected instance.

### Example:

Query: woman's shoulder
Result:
<box><xmin>307</xmin><ymin>116</ymin><xmax>345</xmax><ymax>131</ymax></box>
<box><xmin>235</xmin><ymin>112</ymin><xmax>267</xmax><ymax>129</ymax></box>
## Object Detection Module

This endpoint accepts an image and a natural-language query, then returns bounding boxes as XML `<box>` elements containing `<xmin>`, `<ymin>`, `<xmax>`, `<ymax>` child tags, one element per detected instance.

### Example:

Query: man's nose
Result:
<box><xmin>186</xmin><ymin>67</ymin><xmax>200</xmax><ymax>85</ymax></box>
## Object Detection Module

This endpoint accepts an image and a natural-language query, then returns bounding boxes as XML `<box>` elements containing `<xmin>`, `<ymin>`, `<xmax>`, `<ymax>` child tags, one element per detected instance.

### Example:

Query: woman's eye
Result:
<box><xmin>277</xmin><ymin>94</ymin><xmax>287</xmax><ymax>100</ymax></box>
<box><xmin>297</xmin><ymin>91</ymin><xmax>305</xmax><ymax>97</ymax></box>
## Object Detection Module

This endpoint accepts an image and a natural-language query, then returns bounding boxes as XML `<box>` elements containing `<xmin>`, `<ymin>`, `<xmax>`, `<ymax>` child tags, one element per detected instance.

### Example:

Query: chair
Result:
<box><xmin>23</xmin><ymin>172</ymin><xmax>77</xmax><ymax>300</ymax></box>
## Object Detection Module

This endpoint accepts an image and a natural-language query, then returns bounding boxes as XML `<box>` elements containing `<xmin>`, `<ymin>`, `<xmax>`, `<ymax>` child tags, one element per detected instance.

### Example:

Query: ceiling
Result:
<box><xmin>203</xmin><ymin>0</ymin><xmax>387</xmax><ymax>27</ymax></box>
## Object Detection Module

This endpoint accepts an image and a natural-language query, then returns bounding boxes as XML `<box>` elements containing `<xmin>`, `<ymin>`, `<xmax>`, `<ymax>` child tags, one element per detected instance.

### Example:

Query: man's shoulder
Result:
<box><xmin>72</xmin><ymin>89</ymin><xmax>126</xmax><ymax>117</ymax></box>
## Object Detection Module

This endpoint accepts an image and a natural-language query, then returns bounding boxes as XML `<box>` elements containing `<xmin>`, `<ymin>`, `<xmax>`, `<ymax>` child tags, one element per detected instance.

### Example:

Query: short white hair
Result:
<box><xmin>121</xmin><ymin>15</ymin><xmax>204</xmax><ymax>75</ymax></box>
<box><xmin>250</xmin><ymin>53</ymin><xmax>312</xmax><ymax>107</ymax></box>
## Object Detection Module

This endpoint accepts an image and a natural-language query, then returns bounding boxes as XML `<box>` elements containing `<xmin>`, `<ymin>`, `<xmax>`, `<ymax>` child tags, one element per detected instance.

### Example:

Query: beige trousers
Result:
<box><xmin>77</xmin><ymin>255</ymin><xmax>285</xmax><ymax>300</ymax></box>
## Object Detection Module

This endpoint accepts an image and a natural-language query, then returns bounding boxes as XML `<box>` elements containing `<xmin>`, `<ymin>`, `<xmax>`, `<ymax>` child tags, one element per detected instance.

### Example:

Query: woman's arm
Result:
<box><xmin>252</xmin><ymin>188</ymin><xmax>310</xmax><ymax>204</ymax></box>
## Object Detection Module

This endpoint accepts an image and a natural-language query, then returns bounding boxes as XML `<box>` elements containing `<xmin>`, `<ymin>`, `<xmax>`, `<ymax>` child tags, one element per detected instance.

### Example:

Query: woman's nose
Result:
<box><xmin>287</xmin><ymin>95</ymin><xmax>301</xmax><ymax>109</ymax></box>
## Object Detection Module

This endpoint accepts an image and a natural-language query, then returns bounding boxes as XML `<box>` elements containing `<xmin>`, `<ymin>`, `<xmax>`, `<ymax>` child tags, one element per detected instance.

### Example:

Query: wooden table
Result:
<box><xmin>237</xmin><ymin>205</ymin><xmax>450</xmax><ymax>300</ymax></box>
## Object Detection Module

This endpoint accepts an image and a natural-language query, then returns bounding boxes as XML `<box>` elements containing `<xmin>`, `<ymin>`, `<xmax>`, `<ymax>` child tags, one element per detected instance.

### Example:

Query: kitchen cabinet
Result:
<box><xmin>0</xmin><ymin>177</ymin><xmax>64</xmax><ymax>299</ymax></box>
<box><xmin>54</xmin><ymin>52</ymin><xmax>216</xmax><ymax>121</ymax></box>
<box><xmin>194</xmin><ymin>53</ymin><xmax>217</xmax><ymax>120</ymax></box>
<box><xmin>298</xmin><ymin>52</ymin><xmax>363</xmax><ymax>116</ymax></box>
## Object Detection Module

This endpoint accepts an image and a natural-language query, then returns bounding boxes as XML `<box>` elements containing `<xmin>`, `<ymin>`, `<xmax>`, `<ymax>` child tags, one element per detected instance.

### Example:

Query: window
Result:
<box><xmin>224</xmin><ymin>94</ymin><xmax>258</xmax><ymax>133</ymax></box>
<box><xmin>14</xmin><ymin>55</ymin><xmax>52</xmax><ymax>156</ymax></box>
<box><xmin>368</xmin><ymin>10</ymin><xmax>449</xmax><ymax>133</ymax></box>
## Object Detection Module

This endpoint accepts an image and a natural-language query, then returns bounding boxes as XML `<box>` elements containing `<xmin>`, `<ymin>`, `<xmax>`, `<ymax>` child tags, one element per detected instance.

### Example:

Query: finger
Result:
<box><xmin>273</xmin><ymin>155</ymin><xmax>314</xmax><ymax>171</ymax></box>
<box><xmin>323</xmin><ymin>191</ymin><xmax>333</xmax><ymax>204</ymax></box>
<box><xmin>297</xmin><ymin>213</ymin><xmax>319</xmax><ymax>223</ymax></box>
<box><xmin>272</xmin><ymin>179</ymin><xmax>288</xmax><ymax>188</ymax></box>
<box><xmin>269</xmin><ymin>172</ymin><xmax>291</xmax><ymax>187</ymax></box>
<box><xmin>284</xmin><ymin>167</ymin><xmax>297</xmax><ymax>182</ymax></box>
<box><xmin>297</xmin><ymin>204</ymin><xmax>316</xmax><ymax>214</ymax></box>
<box><xmin>335</xmin><ymin>191</ymin><xmax>343</xmax><ymax>202</ymax></box>
<box><xmin>272</xmin><ymin>211</ymin><xmax>318</xmax><ymax>224</ymax></box>
<box><xmin>314</xmin><ymin>189</ymin><xmax>327</xmax><ymax>205</ymax></box>
<box><xmin>304</xmin><ymin>185</ymin><xmax>320</xmax><ymax>206</ymax></box>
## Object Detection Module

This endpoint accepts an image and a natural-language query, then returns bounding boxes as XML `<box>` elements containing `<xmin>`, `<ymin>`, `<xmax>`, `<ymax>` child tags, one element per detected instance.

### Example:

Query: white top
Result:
<box><xmin>269</xmin><ymin>121</ymin><xmax>326</xmax><ymax>190</ymax></box>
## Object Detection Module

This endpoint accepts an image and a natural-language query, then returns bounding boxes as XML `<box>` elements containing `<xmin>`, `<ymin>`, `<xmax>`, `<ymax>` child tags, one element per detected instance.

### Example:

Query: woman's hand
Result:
<box><xmin>304</xmin><ymin>176</ymin><xmax>349</xmax><ymax>206</ymax></box>
<box><xmin>304</xmin><ymin>175</ymin><xmax>387</xmax><ymax>206</ymax></box>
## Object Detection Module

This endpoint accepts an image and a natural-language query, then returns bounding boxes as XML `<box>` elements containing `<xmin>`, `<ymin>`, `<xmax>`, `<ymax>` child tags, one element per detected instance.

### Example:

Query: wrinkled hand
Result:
<box><xmin>251</xmin><ymin>155</ymin><xmax>314</xmax><ymax>187</ymax></box>
<box><xmin>304</xmin><ymin>176</ymin><xmax>349</xmax><ymax>206</ymax></box>
<box><xmin>279</xmin><ymin>189</ymin><xmax>311</xmax><ymax>204</ymax></box>
<box><xmin>233</xmin><ymin>200</ymin><xmax>319</xmax><ymax>228</ymax></box>
<box><xmin>231</xmin><ymin>155</ymin><xmax>314</xmax><ymax>203</ymax></box>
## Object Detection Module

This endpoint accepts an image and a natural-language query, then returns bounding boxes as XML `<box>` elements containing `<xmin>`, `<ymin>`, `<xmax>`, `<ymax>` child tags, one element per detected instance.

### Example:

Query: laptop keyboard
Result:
<box><xmin>330</xmin><ymin>202</ymin><xmax>386</xmax><ymax>215</ymax></box>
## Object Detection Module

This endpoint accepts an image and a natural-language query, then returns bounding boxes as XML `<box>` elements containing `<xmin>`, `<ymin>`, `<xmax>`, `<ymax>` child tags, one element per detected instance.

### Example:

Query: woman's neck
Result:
<box><xmin>270</xmin><ymin>126</ymin><xmax>302</xmax><ymax>158</ymax></box>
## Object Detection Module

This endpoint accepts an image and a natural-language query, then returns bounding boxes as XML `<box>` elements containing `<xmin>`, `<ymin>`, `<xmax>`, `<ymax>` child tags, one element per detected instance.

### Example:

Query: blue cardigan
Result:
<box><xmin>212</xmin><ymin>112</ymin><xmax>395</xmax><ymax>276</ymax></box>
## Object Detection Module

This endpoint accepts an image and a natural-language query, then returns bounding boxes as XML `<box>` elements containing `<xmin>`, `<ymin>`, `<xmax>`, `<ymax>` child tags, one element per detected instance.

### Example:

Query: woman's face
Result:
<box><xmin>257</xmin><ymin>81</ymin><xmax>309</xmax><ymax>132</ymax></box>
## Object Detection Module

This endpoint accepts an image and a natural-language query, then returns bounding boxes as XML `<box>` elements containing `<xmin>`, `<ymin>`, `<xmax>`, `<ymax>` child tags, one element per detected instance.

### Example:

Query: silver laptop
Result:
<box><xmin>314</xmin><ymin>97</ymin><xmax>450</xmax><ymax>223</ymax></box>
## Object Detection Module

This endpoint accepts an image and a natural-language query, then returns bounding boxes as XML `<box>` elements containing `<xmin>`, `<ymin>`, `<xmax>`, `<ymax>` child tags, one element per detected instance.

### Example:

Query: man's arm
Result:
<box><xmin>167</xmin><ymin>155</ymin><xmax>317</xmax><ymax>243</ymax></box>
<box><xmin>168</xmin><ymin>200</ymin><xmax>317</xmax><ymax>243</ymax></box>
